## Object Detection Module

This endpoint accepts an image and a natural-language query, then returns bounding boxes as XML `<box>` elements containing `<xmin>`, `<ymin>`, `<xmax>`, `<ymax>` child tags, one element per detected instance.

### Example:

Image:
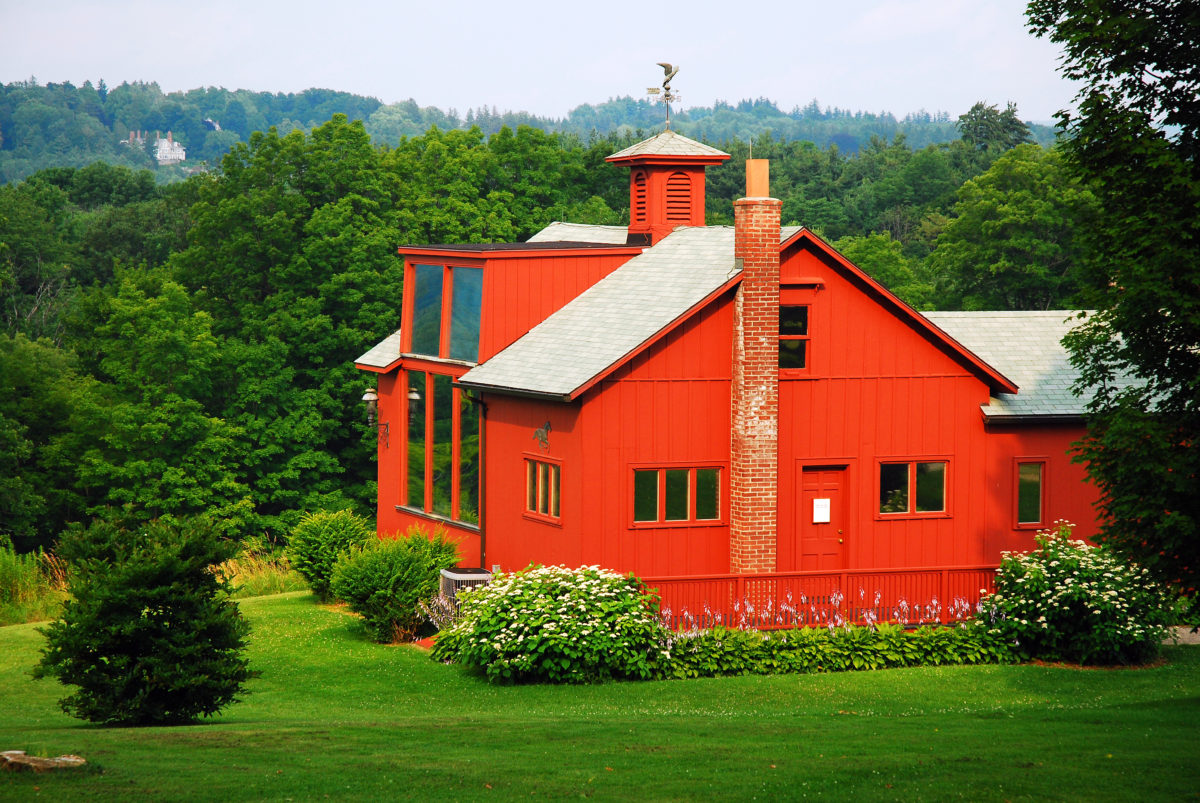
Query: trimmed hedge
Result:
<box><xmin>664</xmin><ymin>621</ymin><xmax>1016</xmax><ymax>679</ymax></box>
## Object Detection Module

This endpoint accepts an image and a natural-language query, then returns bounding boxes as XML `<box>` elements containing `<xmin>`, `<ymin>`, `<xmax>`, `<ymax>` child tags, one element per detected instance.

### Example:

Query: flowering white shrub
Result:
<box><xmin>980</xmin><ymin>521</ymin><xmax>1173</xmax><ymax>665</ymax></box>
<box><xmin>430</xmin><ymin>565</ymin><xmax>670</xmax><ymax>683</ymax></box>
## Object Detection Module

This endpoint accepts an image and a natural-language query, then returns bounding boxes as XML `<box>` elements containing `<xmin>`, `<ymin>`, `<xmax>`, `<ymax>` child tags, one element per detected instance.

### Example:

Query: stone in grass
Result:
<box><xmin>1</xmin><ymin>750</ymin><xmax>87</xmax><ymax>772</ymax></box>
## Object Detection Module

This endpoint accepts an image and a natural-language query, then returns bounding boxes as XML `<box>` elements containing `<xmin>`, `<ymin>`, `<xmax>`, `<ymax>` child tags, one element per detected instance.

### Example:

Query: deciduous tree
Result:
<box><xmin>1028</xmin><ymin>0</ymin><xmax>1200</xmax><ymax>595</ymax></box>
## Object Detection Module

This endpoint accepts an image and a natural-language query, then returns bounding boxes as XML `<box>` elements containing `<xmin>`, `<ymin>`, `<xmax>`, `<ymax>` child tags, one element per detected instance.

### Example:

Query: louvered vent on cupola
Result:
<box><xmin>665</xmin><ymin>172</ymin><xmax>691</xmax><ymax>222</ymax></box>
<box><xmin>632</xmin><ymin>171</ymin><xmax>648</xmax><ymax>223</ymax></box>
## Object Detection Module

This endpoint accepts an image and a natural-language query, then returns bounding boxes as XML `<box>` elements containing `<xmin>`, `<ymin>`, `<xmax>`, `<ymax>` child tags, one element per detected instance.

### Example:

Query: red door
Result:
<box><xmin>799</xmin><ymin>466</ymin><xmax>846</xmax><ymax>570</ymax></box>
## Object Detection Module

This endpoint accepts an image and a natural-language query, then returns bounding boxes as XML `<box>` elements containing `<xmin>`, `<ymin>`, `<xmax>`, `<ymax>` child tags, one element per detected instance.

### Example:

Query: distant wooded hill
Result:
<box><xmin>0</xmin><ymin>79</ymin><xmax>1056</xmax><ymax>183</ymax></box>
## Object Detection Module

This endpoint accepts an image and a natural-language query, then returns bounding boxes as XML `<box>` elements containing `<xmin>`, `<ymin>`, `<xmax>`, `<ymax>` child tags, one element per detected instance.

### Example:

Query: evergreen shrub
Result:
<box><xmin>431</xmin><ymin>565</ymin><xmax>670</xmax><ymax>683</ymax></box>
<box><xmin>33</xmin><ymin>517</ymin><xmax>256</xmax><ymax>725</ymax></box>
<box><xmin>979</xmin><ymin>521</ymin><xmax>1173</xmax><ymax>665</ymax></box>
<box><xmin>329</xmin><ymin>526</ymin><xmax>460</xmax><ymax>642</ymax></box>
<box><xmin>286</xmin><ymin>510</ymin><xmax>374</xmax><ymax>600</ymax></box>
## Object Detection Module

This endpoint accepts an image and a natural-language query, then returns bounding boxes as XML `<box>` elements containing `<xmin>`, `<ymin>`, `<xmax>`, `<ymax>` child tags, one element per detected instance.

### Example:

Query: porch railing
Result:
<box><xmin>642</xmin><ymin>565</ymin><xmax>999</xmax><ymax>631</ymax></box>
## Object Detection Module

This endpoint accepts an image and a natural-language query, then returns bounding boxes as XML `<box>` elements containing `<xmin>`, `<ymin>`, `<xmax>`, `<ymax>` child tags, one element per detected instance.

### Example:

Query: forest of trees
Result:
<box><xmin>1</xmin><ymin>90</ymin><xmax>1097</xmax><ymax>555</ymax></box>
<box><xmin>0</xmin><ymin>78</ymin><xmax>1058</xmax><ymax>184</ymax></box>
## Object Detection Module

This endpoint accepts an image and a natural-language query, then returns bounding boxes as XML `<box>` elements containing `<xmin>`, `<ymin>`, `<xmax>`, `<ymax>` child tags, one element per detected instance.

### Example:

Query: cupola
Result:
<box><xmin>606</xmin><ymin>130</ymin><xmax>730</xmax><ymax>245</ymax></box>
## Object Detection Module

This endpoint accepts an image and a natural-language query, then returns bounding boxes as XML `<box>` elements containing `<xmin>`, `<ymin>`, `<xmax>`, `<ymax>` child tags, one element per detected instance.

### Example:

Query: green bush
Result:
<box><xmin>979</xmin><ymin>521</ymin><xmax>1173</xmax><ymax>665</ymax></box>
<box><xmin>329</xmin><ymin>526</ymin><xmax>460</xmax><ymax>642</ymax></box>
<box><xmin>33</xmin><ymin>518</ymin><xmax>256</xmax><ymax>725</ymax></box>
<box><xmin>286</xmin><ymin>510</ymin><xmax>374</xmax><ymax>600</ymax></box>
<box><xmin>664</xmin><ymin>622</ymin><xmax>1015</xmax><ymax>679</ymax></box>
<box><xmin>431</xmin><ymin>565</ymin><xmax>670</xmax><ymax>683</ymax></box>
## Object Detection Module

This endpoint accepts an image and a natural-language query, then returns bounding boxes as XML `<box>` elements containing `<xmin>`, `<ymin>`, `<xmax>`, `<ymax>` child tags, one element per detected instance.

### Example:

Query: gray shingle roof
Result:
<box><xmin>526</xmin><ymin>222</ymin><xmax>630</xmax><ymax>244</ymax></box>
<box><xmin>355</xmin><ymin>328</ymin><xmax>402</xmax><ymax>370</ymax></box>
<box><xmin>606</xmin><ymin>130</ymin><xmax>731</xmax><ymax>160</ymax></box>
<box><xmin>459</xmin><ymin>227</ymin><xmax>739</xmax><ymax>399</ymax></box>
<box><xmin>923</xmin><ymin>311</ymin><xmax>1085</xmax><ymax>419</ymax></box>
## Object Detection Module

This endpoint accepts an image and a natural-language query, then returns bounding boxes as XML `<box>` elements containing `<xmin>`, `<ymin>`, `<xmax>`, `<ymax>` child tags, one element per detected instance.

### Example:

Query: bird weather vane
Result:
<box><xmin>647</xmin><ymin>62</ymin><xmax>680</xmax><ymax>129</ymax></box>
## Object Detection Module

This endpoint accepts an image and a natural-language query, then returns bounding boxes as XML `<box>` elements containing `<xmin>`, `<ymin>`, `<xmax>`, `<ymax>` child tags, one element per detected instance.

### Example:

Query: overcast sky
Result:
<box><xmin>0</xmin><ymin>0</ymin><xmax>1077</xmax><ymax>123</ymax></box>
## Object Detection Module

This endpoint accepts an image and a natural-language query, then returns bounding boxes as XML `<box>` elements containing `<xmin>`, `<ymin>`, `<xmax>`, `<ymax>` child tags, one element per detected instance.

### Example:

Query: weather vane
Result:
<box><xmin>647</xmin><ymin>62</ymin><xmax>680</xmax><ymax>129</ymax></box>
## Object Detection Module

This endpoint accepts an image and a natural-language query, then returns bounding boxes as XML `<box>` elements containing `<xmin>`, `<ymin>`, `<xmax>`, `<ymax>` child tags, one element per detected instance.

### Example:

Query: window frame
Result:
<box><xmin>779</xmin><ymin>284</ymin><xmax>820</xmax><ymax>378</ymax></box>
<box><xmin>630</xmin><ymin>463</ymin><xmax>725</xmax><ymax>528</ymax></box>
<box><xmin>1014</xmin><ymin>458</ymin><xmax>1048</xmax><ymax>529</ymax></box>
<box><xmin>875</xmin><ymin>458</ymin><xmax>950</xmax><ymax>519</ymax></box>
<box><xmin>779</xmin><ymin>304</ymin><xmax>811</xmax><ymax>373</ymax></box>
<box><xmin>403</xmin><ymin>262</ymin><xmax>484</xmax><ymax>364</ymax></box>
<box><xmin>523</xmin><ymin>455</ymin><xmax>562</xmax><ymax>525</ymax></box>
<box><xmin>398</xmin><ymin>366</ymin><xmax>480</xmax><ymax>530</ymax></box>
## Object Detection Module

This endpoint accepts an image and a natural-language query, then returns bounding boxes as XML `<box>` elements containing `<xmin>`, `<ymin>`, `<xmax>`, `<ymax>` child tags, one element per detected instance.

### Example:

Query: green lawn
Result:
<box><xmin>2</xmin><ymin>592</ymin><xmax>1196</xmax><ymax>801</ymax></box>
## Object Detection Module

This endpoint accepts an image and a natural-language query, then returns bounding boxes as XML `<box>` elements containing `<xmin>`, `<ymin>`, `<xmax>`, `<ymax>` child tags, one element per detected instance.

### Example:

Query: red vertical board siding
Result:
<box><xmin>778</xmin><ymin>241</ymin><xmax>998</xmax><ymax>572</ymax></box>
<box><xmin>478</xmin><ymin>253</ymin><xmax>631</xmax><ymax>363</ymax></box>
<box><xmin>375</xmin><ymin>371</ymin><xmax>401</xmax><ymax>532</ymax></box>
<box><xmin>982</xmin><ymin>422</ymin><xmax>1096</xmax><ymax>558</ymax></box>
<box><xmin>482</xmin><ymin>292</ymin><xmax>734</xmax><ymax>577</ymax></box>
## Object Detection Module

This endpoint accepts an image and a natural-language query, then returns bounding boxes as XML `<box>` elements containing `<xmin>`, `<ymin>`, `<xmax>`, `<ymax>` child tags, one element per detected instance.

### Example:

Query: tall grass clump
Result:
<box><xmin>330</xmin><ymin>526</ymin><xmax>460</xmax><ymax>642</ymax></box>
<box><xmin>0</xmin><ymin>547</ymin><xmax>69</xmax><ymax>626</ymax></box>
<box><xmin>286</xmin><ymin>510</ymin><xmax>374</xmax><ymax>600</ymax></box>
<box><xmin>980</xmin><ymin>521</ymin><xmax>1174</xmax><ymax>665</ymax></box>
<box><xmin>218</xmin><ymin>536</ymin><xmax>308</xmax><ymax>599</ymax></box>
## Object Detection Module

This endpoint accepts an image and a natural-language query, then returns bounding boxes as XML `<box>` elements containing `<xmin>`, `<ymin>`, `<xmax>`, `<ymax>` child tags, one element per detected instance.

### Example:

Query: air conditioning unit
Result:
<box><xmin>439</xmin><ymin>567</ymin><xmax>493</xmax><ymax>601</ymax></box>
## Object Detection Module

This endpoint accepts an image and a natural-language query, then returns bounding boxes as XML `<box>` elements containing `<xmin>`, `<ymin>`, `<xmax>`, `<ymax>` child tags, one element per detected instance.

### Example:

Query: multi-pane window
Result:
<box><xmin>779</xmin><ymin>305</ymin><xmax>810</xmax><ymax>370</ymax></box>
<box><xmin>409</xmin><ymin>264</ymin><xmax>483</xmax><ymax>362</ymax></box>
<box><xmin>1016</xmin><ymin>461</ymin><xmax>1044</xmax><ymax>526</ymax></box>
<box><xmin>879</xmin><ymin>461</ymin><xmax>947</xmax><ymax>515</ymax></box>
<box><xmin>403</xmin><ymin>370</ymin><xmax>480</xmax><ymax>527</ymax></box>
<box><xmin>525</xmin><ymin>458</ymin><xmax>561</xmax><ymax>521</ymax></box>
<box><xmin>633</xmin><ymin>467</ymin><xmax>721</xmax><ymax>524</ymax></box>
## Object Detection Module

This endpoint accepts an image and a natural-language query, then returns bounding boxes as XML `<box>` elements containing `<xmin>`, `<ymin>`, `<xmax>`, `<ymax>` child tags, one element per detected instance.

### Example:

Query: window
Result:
<box><xmin>1016</xmin><ymin>461</ymin><xmax>1045</xmax><ymax>526</ymax></box>
<box><xmin>403</xmin><ymin>369</ymin><xmax>479</xmax><ymax>527</ymax></box>
<box><xmin>411</xmin><ymin>264</ymin><xmax>443</xmax><ymax>357</ymax></box>
<box><xmin>633</xmin><ymin>467</ymin><xmax>721</xmax><ymax>525</ymax></box>
<box><xmin>779</xmin><ymin>305</ymin><xmax>809</xmax><ymax>370</ymax></box>
<box><xmin>525</xmin><ymin>458</ymin><xmax>560</xmax><ymax>522</ymax></box>
<box><xmin>408</xmin><ymin>264</ymin><xmax>484</xmax><ymax>362</ymax></box>
<box><xmin>449</xmin><ymin>267</ymin><xmax>483</xmax><ymax>362</ymax></box>
<box><xmin>879</xmin><ymin>461</ymin><xmax>947</xmax><ymax>515</ymax></box>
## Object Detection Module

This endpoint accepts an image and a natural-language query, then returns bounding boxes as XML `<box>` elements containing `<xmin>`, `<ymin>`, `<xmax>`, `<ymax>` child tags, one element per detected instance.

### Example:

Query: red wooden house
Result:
<box><xmin>356</xmin><ymin>130</ymin><xmax>1097</xmax><ymax>621</ymax></box>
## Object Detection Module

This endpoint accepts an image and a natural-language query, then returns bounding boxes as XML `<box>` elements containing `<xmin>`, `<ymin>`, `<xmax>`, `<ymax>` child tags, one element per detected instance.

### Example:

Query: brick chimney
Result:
<box><xmin>730</xmin><ymin>159</ymin><xmax>780</xmax><ymax>573</ymax></box>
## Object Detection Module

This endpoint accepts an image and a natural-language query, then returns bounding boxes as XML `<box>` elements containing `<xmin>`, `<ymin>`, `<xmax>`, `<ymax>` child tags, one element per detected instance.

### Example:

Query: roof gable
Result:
<box><xmin>781</xmin><ymin>229</ymin><xmax>1019</xmax><ymax>395</ymax></box>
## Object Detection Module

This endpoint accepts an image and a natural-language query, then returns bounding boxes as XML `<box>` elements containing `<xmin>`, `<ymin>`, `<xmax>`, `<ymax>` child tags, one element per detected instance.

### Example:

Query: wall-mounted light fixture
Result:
<box><xmin>361</xmin><ymin>388</ymin><xmax>389</xmax><ymax>447</ymax></box>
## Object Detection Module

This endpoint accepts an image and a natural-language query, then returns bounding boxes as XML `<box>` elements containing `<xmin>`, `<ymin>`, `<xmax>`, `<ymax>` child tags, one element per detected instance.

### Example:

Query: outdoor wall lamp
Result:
<box><xmin>361</xmin><ymin>388</ymin><xmax>389</xmax><ymax>447</ymax></box>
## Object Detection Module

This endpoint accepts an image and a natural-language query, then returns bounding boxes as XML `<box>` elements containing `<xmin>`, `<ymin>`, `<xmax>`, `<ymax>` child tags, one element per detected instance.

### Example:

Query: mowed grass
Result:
<box><xmin>2</xmin><ymin>592</ymin><xmax>1197</xmax><ymax>801</ymax></box>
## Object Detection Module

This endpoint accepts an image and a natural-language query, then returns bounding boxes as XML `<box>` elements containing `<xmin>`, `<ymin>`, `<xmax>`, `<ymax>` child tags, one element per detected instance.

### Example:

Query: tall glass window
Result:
<box><xmin>411</xmin><ymin>264</ymin><xmax>444</xmax><ymax>356</ymax></box>
<box><xmin>431</xmin><ymin>374</ymin><xmax>453</xmax><ymax>517</ymax></box>
<box><xmin>449</xmin><ymin>267</ymin><xmax>483</xmax><ymax>362</ymax></box>
<box><xmin>406</xmin><ymin>370</ymin><xmax>426</xmax><ymax>508</ymax></box>
<box><xmin>458</xmin><ymin>392</ymin><xmax>480</xmax><ymax>524</ymax></box>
